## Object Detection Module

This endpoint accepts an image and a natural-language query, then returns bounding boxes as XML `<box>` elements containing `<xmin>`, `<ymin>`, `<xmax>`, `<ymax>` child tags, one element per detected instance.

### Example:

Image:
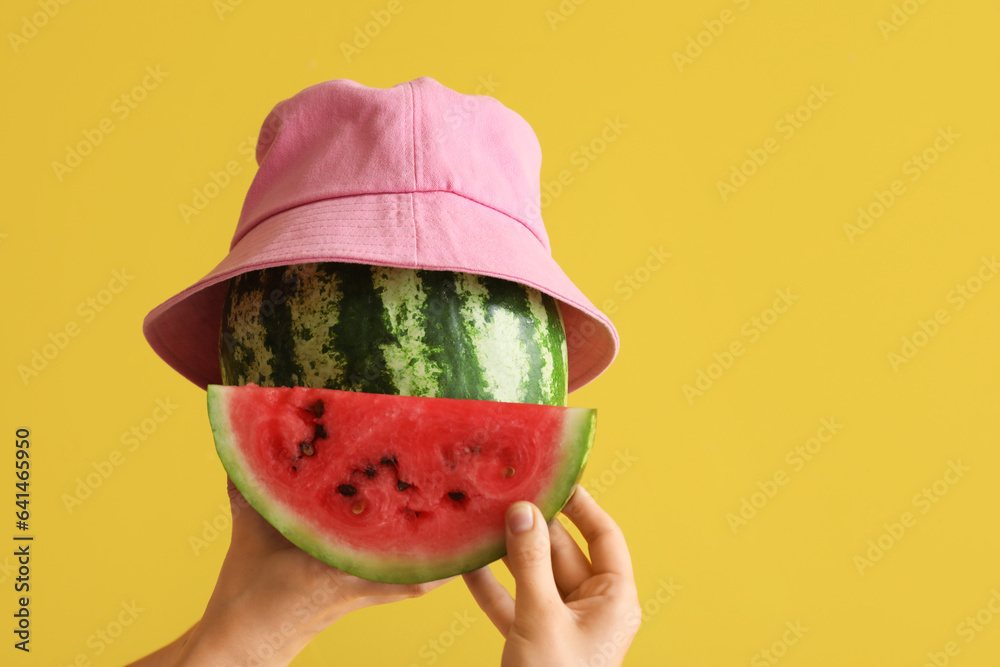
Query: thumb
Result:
<box><xmin>505</xmin><ymin>502</ymin><xmax>561</xmax><ymax>618</ymax></box>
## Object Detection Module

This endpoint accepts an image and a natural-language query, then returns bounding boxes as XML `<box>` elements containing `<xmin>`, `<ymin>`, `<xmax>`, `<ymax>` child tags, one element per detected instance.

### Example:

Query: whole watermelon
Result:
<box><xmin>218</xmin><ymin>262</ymin><xmax>568</xmax><ymax>406</ymax></box>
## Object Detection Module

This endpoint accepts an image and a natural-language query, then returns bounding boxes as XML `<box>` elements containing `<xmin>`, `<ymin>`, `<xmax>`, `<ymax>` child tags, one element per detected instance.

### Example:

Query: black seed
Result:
<box><xmin>314</xmin><ymin>423</ymin><xmax>327</xmax><ymax>440</ymax></box>
<box><xmin>303</xmin><ymin>399</ymin><xmax>325</xmax><ymax>418</ymax></box>
<box><xmin>299</xmin><ymin>441</ymin><xmax>315</xmax><ymax>457</ymax></box>
<box><xmin>447</xmin><ymin>491</ymin><xmax>465</xmax><ymax>502</ymax></box>
<box><xmin>337</xmin><ymin>484</ymin><xmax>357</xmax><ymax>496</ymax></box>
<box><xmin>397</xmin><ymin>480</ymin><xmax>410</xmax><ymax>491</ymax></box>
<box><xmin>380</xmin><ymin>456</ymin><xmax>398</xmax><ymax>466</ymax></box>
<box><xmin>364</xmin><ymin>464</ymin><xmax>377</xmax><ymax>479</ymax></box>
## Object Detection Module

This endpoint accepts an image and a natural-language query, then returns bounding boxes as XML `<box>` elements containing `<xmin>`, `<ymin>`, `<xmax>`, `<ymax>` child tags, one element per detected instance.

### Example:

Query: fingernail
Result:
<box><xmin>508</xmin><ymin>502</ymin><xmax>534</xmax><ymax>534</ymax></box>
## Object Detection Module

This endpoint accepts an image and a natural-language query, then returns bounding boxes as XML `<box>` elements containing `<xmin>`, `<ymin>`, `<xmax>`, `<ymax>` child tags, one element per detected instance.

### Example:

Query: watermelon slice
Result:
<box><xmin>207</xmin><ymin>383</ymin><xmax>596</xmax><ymax>583</ymax></box>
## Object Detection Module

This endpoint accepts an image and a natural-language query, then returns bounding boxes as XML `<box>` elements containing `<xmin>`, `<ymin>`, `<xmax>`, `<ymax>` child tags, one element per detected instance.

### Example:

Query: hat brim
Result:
<box><xmin>142</xmin><ymin>191</ymin><xmax>618</xmax><ymax>393</ymax></box>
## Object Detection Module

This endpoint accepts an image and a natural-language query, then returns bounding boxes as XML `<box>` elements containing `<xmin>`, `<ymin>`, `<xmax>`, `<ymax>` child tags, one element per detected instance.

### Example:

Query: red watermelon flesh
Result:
<box><xmin>207</xmin><ymin>384</ymin><xmax>596</xmax><ymax>583</ymax></box>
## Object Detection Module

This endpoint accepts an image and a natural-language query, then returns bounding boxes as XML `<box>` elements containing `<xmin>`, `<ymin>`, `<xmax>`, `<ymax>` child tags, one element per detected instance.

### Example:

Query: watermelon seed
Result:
<box><xmin>397</xmin><ymin>480</ymin><xmax>410</xmax><ymax>491</ymax></box>
<box><xmin>337</xmin><ymin>484</ymin><xmax>357</xmax><ymax>496</ymax></box>
<box><xmin>447</xmin><ymin>491</ymin><xmax>466</xmax><ymax>502</ymax></box>
<box><xmin>504</xmin><ymin>467</ymin><xmax>515</xmax><ymax>478</ymax></box>
<box><xmin>352</xmin><ymin>501</ymin><xmax>365</xmax><ymax>515</ymax></box>
<box><xmin>299</xmin><ymin>441</ymin><xmax>316</xmax><ymax>457</ymax></box>
<box><xmin>314</xmin><ymin>423</ymin><xmax>328</xmax><ymax>440</ymax></box>
<box><xmin>302</xmin><ymin>400</ymin><xmax>324</xmax><ymax>418</ymax></box>
<box><xmin>364</xmin><ymin>464</ymin><xmax>377</xmax><ymax>479</ymax></box>
<box><xmin>380</xmin><ymin>456</ymin><xmax>398</xmax><ymax>466</ymax></box>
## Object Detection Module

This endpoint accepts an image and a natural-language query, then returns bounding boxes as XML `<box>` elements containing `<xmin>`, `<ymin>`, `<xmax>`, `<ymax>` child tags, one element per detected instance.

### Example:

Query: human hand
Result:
<box><xmin>171</xmin><ymin>477</ymin><xmax>455</xmax><ymax>665</ymax></box>
<box><xmin>463</xmin><ymin>485</ymin><xmax>641</xmax><ymax>667</ymax></box>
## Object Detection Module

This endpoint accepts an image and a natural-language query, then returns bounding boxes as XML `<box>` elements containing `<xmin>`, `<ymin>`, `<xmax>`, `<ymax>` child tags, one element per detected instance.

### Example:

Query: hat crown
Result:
<box><xmin>141</xmin><ymin>76</ymin><xmax>619</xmax><ymax>396</ymax></box>
<box><xmin>232</xmin><ymin>77</ymin><xmax>549</xmax><ymax>252</ymax></box>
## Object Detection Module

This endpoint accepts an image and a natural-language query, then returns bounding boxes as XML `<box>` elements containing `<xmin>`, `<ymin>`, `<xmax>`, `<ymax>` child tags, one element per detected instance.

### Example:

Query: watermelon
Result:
<box><xmin>218</xmin><ymin>262</ymin><xmax>568</xmax><ymax>405</ymax></box>
<box><xmin>207</xmin><ymin>383</ymin><xmax>595</xmax><ymax>583</ymax></box>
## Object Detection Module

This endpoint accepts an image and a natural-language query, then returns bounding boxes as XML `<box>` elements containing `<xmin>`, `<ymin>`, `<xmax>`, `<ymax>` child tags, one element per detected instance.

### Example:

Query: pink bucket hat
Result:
<box><xmin>142</xmin><ymin>76</ymin><xmax>619</xmax><ymax>393</ymax></box>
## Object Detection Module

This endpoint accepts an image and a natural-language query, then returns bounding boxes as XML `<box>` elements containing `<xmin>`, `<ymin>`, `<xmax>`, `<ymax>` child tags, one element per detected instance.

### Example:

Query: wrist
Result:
<box><xmin>174</xmin><ymin>598</ymin><xmax>328</xmax><ymax>666</ymax></box>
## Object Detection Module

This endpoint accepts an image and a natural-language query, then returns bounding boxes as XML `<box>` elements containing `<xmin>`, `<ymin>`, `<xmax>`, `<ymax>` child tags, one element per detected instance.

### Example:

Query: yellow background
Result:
<box><xmin>2</xmin><ymin>0</ymin><xmax>999</xmax><ymax>664</ymax></box>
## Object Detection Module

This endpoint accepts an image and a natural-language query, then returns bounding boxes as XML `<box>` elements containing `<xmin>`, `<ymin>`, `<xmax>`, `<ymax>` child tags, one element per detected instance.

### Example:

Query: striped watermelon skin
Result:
<box><xmin>219</xmin><ymin>263</ymin><xmax>568</xmax><ymax>406</ymax></box>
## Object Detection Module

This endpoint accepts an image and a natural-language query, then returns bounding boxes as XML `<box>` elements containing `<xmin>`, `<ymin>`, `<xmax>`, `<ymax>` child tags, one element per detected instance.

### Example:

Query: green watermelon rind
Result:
<box><xmin>206</xmin><ymin>385</ymin><xmax>596</xmax><ymax>584</ymax></box>
<box><xmin>218</xmin><ymin>263</ymin><xmax>570</xmax><ymax>407</ymax></box>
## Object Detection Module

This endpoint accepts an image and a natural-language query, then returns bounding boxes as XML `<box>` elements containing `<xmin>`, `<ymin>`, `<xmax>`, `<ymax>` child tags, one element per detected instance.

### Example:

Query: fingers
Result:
<box><xmin>560</xmin><ymin>486</ymin><xmax>634</xmax><ymax>578</ymax></box>
<box><xmin>548</xmin><ymin>518</ymin><xmax>593</xmax><ymax>598</ymax></box>
<box><xmin>462</xmin><ymin>567</ymin><xmax>514</xmax><ymax>636</ymax></box>
<box><xmin>226</xmin><ymin>476</ymin><xmax>253</xmax><ymax>519</ymax></box>
<box><xmin>226</xmin><ymin>476</ymin><xmax>242</xmax><ymax>506</ymax></box>
<box><xmin>362</xmin><ymin>575</ymin><xmax>457</xmax><ymax>599</ymax></box>
<box><xmin>504</xmin><ymin>502</ymin><xmax>563</xmax><ymax>620</ymax></box>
